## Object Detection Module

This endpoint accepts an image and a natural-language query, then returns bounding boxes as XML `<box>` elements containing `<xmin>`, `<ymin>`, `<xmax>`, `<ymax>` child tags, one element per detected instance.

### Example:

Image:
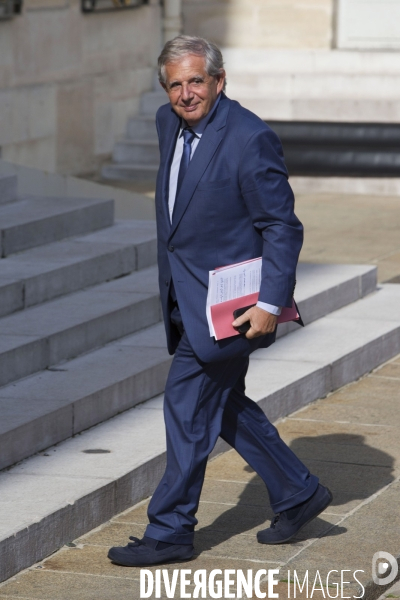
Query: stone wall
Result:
<box><xmin>337</xmin><ymin>0</ymin><xmax>400</xmax><ymax>49</ymax></box>
<box><xmin>182</xmin><ymin>0</ymin><xmax>335</xmax><ymax>50</ymax></box>
<box><xmin>0</xmin><ymin>0</ymin><xmax>161</xmax><ymax>174</ymax></box>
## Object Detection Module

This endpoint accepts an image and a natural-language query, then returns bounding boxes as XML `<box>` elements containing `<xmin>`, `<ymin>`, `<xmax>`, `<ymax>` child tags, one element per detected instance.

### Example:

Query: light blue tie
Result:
<box><xmin>176</xmin><ymin>128</ymin><xmax>196</xmax><ymax>198</ymax></box>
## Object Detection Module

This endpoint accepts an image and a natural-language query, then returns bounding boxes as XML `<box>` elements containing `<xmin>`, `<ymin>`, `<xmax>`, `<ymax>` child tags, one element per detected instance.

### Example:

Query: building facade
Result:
<box><xmin>1</xmin><ymin>0</ymin><xmax>399</xmax><ymax>175</ymax></box>
<box><xmin>0</xmin><ymin>0</ymin><xmax>161</xmax><ymax>174</ymax></box>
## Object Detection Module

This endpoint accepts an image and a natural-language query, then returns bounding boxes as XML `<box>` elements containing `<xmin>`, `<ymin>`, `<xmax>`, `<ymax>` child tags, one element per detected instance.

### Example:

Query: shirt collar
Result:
<box><xmin>180</xmin><ymin>93</ymin><xmax>221</xmax><ymax>138</ymax></box>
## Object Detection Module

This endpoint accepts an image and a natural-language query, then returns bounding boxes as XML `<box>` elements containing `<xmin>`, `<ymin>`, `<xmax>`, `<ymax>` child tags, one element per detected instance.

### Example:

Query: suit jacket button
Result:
<box><xmin>168</xmin><ymin>245</ymin><xmax>174</xmax><ymax>252</ymax></box>
<box><xmin>165</xmin><ymin>280</ymin><xmax>169</xmax><ymax>286</ymax></box>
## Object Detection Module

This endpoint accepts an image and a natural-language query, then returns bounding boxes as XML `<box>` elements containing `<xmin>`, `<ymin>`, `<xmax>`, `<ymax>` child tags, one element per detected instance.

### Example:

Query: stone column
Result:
<box><xmin>163</xmin><ymin>0</ymin><xmax>182</xmax><ymax>44</ymax></box>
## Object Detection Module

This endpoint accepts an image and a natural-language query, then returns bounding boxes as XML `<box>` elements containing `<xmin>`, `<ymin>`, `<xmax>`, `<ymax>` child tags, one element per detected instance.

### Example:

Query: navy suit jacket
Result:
<box><xmin>155</xmin><ymin>93</ymin><xmax>303</xmax><ymax>363</ymax></box>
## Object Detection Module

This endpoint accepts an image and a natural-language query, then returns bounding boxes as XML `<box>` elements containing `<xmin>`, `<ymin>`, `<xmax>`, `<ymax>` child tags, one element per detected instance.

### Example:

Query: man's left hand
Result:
<box><xmin>232</xmin><ymin>306</ymin><xmax>277</xmax><ymax>339</ymax></box>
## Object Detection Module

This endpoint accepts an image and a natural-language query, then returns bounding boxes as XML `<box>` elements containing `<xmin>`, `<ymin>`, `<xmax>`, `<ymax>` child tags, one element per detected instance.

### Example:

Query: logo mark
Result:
<box><xmin>372</xmin><ymin>552</ymin><xmax>398</xmax><ymax>586</ymax></box>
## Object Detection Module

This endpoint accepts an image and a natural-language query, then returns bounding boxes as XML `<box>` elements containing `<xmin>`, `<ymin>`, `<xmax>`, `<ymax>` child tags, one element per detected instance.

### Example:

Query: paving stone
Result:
<box><xmin>196</xmin><ymin>499</ymin><xmax>275</xmax><ymax>537</ymax></box>
<box><xmin>374</xmin><ymin>361</ymin><xmax>400</xmax><ymax>379</ymax></box>
<box><xmin>0</xmin><ymin>571</ymin><xmax>143</xmax><ymax>600</ymax></box>
<box><xmin>205</xmin><ymin>451</ymin><xmax>257</xmax><ymax>484</ymax></box>
<box><xmin>296</xmin><ymin>194</ymin><xmax>400</xmax><ymax>281</ymax></box>
<box><xmin>278</xmin><ymin>419</ymin><xmax>400</xmax><ymax>465</ymax></box>
<box><xmin>196</xmin><ymin>499</ymin><xmax>343</xmax><ymax>543</ymax></box>
<box><xmin>323</xmin><ymin>375</ymin><xmax>400</xmax><ymax>404</ymax></box>
<box><xmin>293</xmin><ymin>394</ymin><xmax>400</xmax><ymax>427</ymax></box>
<box><xmin>76</xmin><ymin>521</ymin><xmax>147</xmax><ymax>547</ymax></box>
<box><xmin>279</xmin><ymin>428</ymin><xmax>395</xmax><ymax>469</ymax></box>
<box><xmin>41</xmin><ymin>544</ymin><xmax>145</xmax><ymax>579</ymax></box>
<box><xmin>200</xmin><ymin>478</ymin><xmax>268</xmax><ymax>508</ymax></box>
<box><xmin>195</xmin><ymin>528</ymin><xmax>307</xmax><ymax>563</ymax></box>
<box><xmin>378</xmin><ymin>579</ymin><xmax>400</xmax><ymax>599</ymax></box>
<box><xmin>298</xmin><ymin>458</ymin><xmax>395</xmax><ymax>500</ymax></box>
<box><xmin>112</xmin><ymin>500</ymin><xmax>150</xmax><ymax>525</ymax></box>
<box><xmin>380</xmin><ymin>251</ymin><xmax>400</xmax><ymax>283</ymax></box>
<box><xmin>42</xmin><ymin>544</ymin><xmax>282</xmax><ymax>583</ymax></box>
<box><xmin>288</xmin><ymin>480</ymin><xmax>400</xmax><ymax>600</ymax></box>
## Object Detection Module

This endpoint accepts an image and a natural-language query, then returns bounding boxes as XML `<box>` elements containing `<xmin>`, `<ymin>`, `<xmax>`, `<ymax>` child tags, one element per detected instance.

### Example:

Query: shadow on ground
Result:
<box><xmin>196</xmin><ymin>433</ymin><xmax>394</xmax><ymax>553</ymax></box>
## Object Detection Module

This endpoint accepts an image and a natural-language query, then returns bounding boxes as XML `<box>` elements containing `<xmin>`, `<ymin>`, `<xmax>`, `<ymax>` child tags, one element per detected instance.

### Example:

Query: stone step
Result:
<box><xmin>222</xmin><ymin>48</ymin><xmax>400</xmax><ymax>75</ymax></box>
<box><xmin>228</xmin><ymin>74</ymin><xmax>400</xmax><ymax>100</ymax></box>
<box><xmin>0</xmin><ymin>263</ymin><xmax>376</xmax><ymax>472</ymax></box>
<box><xmin>0</xmin><ymin>265</ymin><xmax>161</xmax><ymax>388</ymax></box>
<box><xmin>0</xmin><ymin>195</ymin><xmax>114</xmax><ymax>258</ymax></box>
<box><xmin>126</xmin><ymin>115</ymin><xmax>157</xmax><ymax>140</ymax></box>
<box><xmin>235</xmin><ymin>96</ymin><xmax>400</xmax><ymax>124</ymax></box>
<box><xmin>101</xmin><ymin>163</ymin><xmax>158</xmax><ymax>182</ymax></box>
<box><xmin>1</xmin><ymin>281</ymin><xmax>399</xmax><ymax>584</ymax></box>
<box><xmin>112</xmin><ymin>139</ymin><xmax>159</xmax><ymax>164</ymax></box>
<box><xmin>140</xmin><ymin>91</ymin><xmax>167</xmax><ymax>115</ymax></box>
<box><xmin>0</xmin><ymin>220</ymin><xmax>157</xmax><ymax>319</ymax></box>
<box><xmin>0</xmin><ymin>175</ymin><xmax>17</xmax><ymax>205</ymax></box>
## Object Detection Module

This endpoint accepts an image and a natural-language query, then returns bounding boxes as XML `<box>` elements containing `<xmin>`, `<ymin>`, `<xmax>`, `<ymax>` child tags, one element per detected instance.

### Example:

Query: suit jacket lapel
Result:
<box><xmin>169</xmin><ymin>95</ymin><xmax>230</xmax><ymax>240</ymax></box>
<box><xmin>159</xmin><ymin>109</ymin><xmax>180</xmax><ymax>229</ymax></box>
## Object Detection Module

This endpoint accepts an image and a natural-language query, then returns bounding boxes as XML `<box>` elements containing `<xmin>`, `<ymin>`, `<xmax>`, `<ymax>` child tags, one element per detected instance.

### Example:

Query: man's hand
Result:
<box><xmin>232</xmin><ymin>306</ymin><xmax>277</xmax><ymax>339</ymax></box>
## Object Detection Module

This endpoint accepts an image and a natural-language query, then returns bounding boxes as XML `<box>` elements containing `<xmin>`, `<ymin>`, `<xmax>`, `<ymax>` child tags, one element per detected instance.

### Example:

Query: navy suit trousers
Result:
<box><xmin>145</xmin><ymin>317</ymin><xmax>319</xmax><ymax>545</ymax></box>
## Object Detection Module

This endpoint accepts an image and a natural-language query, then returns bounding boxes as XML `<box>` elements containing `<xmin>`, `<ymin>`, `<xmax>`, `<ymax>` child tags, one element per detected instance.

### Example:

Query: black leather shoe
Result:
<box><xmin>107</xmin><ymin>535</ymin><xmax>194</xmax><ymax>567</ymax></box>
<box><xmin>257</xmin><ymin>484</ymin><xmax>333</xmax><ymax>545</ymax></box>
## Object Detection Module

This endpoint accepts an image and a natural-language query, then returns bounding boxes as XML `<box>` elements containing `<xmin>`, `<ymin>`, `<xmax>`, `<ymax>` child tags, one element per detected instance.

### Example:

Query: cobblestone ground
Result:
<box><xmin>1</xmin><ymin>354</ymin><xmax>399</xmax><ymax>599</ymax></box>
<box><xmin>295</xmin><ymin>193</ymin><xmax>400</xmax><ymax>284</ymax></box>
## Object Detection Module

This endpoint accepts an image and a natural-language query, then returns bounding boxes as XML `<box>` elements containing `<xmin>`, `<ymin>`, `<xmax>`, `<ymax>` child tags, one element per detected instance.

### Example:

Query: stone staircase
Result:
<box><xmin>222</xmin><ymin>48</ymin><xmax>400</xmax><ymax>123</ymax></box>
<box><xmin>1</xmin><ymin>171</ymin><xmax>400</xmax><ymax>583</ymax></box>
<box><xmin>0</xmin><ymin>174</ymin><xmax>162</xmax><ymax>468</ymax></box>
<box><xmin>101</xmin><ymin>92</ymin><xmax>161</xmax><ymax>182</ymax></box>
<box><xmin>101</xmin><ymin>48</ymin><xmax>400</xmax><ymax>183</ymax></box>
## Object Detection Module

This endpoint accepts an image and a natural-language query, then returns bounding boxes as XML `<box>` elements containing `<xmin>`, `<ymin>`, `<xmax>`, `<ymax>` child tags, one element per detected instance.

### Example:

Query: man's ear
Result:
<box><xmin>160</xmin><ymin>81</ymin><xmax>168</xmax><ymax>93</ymax></box>
<box><xmin>216</xmin><ymin>70</ymin><xmax>226</xmax><ymax>94</ymax></box>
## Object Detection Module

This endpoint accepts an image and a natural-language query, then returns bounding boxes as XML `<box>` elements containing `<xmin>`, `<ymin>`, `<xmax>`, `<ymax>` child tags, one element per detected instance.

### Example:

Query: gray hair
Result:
<box><xmin>158</xmin><ymin>35</ymin><xmax>226</xmax><ymax>91</ymax></box>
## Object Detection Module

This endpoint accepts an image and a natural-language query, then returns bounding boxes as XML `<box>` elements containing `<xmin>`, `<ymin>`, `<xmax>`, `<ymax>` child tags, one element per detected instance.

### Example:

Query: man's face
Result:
<box><xmin>161</xmin><ymin>54</ymin><xmax>225</xmax><ymax>127</ymax></box>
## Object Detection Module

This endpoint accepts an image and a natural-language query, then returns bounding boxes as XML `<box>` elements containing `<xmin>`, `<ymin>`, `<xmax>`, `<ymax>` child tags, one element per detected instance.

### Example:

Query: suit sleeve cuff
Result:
<box><xmin>256</xmin><ymin>301</ymin><xmax>282</xmax><ymax>316</ymax></box>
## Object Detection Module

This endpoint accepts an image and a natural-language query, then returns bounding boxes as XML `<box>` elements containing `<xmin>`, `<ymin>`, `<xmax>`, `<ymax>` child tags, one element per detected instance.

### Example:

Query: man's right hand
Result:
<box><xmin>232</xmin><ymin>306</ymin><xmax>277</xmax><ymax>339</ymax></box>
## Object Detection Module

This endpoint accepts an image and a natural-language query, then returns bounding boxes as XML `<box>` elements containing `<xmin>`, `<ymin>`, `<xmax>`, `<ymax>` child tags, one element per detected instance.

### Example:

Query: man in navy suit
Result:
<box><xmin>108</xmin><ymin>36</ymin><xmax>332</xmax><ymax>567</ymax></box>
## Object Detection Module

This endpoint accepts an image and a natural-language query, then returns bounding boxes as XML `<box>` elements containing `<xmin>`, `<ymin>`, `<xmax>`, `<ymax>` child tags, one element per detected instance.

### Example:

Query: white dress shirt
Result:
<box><xmin>168</xmin><ymin>94</ymin><xmax>282</xmax><ymax>317</ymax></box>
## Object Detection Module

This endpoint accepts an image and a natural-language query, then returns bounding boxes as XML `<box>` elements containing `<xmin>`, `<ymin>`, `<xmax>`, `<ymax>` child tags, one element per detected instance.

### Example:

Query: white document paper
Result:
<box><xmin>206</xmin><ymin>257</ymin><xmax>262</xmax><ymax>337</ymax></box>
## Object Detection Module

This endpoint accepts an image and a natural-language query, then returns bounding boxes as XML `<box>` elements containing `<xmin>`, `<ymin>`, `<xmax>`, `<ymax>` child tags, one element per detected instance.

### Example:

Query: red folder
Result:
<box><xmin>210</xmin><ymin>293</ymin><xmax>300</xmax><ymax>341</ymax></box>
